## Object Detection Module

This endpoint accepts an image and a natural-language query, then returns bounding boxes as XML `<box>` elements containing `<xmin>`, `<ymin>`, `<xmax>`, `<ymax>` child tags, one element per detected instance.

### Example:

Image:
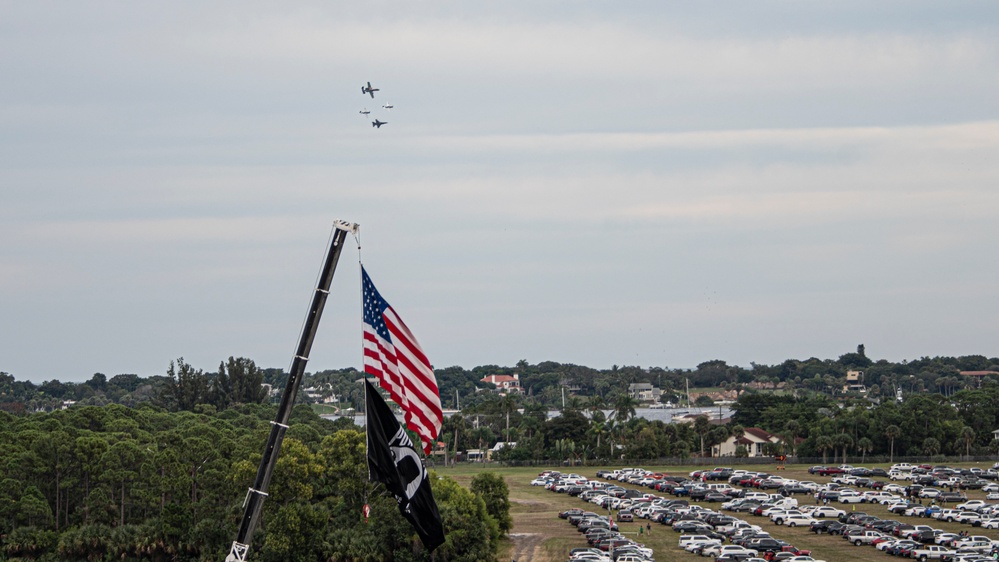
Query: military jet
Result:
<box><xmin>359</xmin><ymin>108</ymin><xmax>371</xmax><ymax>116</ymax></box>
<box><xmin>372</xmin><ymin>119</ymin><xmax>387</xmax><ymax>128</ymax></box>
<box><xmin>381</xmin><ymin>103</ymin><xmax>394</xmax><ymax>110</ymax></box>
<box><xmin>361</xmin><ymin>82</ymin><xmax>379</xmax><ymax>98</ymax></box>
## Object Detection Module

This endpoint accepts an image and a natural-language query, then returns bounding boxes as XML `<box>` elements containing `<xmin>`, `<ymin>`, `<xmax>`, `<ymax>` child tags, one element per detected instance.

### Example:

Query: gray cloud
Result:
<box><xmin>2</xmin><ymin>1</ymin><xmax>997</xmax><ymax>381</ymax></box>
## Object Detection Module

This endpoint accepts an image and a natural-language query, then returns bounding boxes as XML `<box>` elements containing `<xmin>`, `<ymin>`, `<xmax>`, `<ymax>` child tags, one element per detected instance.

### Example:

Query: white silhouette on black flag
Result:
<box><xmin>365</xmin><ymin>380</ymin><xmax>445</xmax><ymax>551</ymax></box>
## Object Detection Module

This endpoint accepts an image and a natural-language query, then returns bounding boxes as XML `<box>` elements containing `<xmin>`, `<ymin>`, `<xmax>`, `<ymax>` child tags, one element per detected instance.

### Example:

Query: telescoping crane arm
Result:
<box><xmin>225</xmin><ymin>220</ymin><xmax>358</xmax><ymax>562</ymax></box>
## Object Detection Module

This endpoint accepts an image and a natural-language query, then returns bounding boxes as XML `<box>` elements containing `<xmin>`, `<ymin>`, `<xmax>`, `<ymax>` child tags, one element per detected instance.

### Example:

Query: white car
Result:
<box><xmin>919</xmin><ymin>488</ymin><xmax>942</xmax><ymax>499</ymax></box>
<box><xmin>934</xmin><ymin>533</ymin><xmax>959</xmax><ymax>546</ymax></box>
<box><xmin>954</xmin><ymin>512</ymin><xmax>981</xmax><ymax>524</ymax></box>
<box><xmin>980</xmin><ymin>518</ymin><xmax>999</xmax><ymax>529</ymax></box>
<box><xmin>780</xmin><ymin>514</ymin><xmax>815</xmax><ymax>528</ymax></box>
<box><xmin>703</xmin><ymin>544</ymin><xmax>758</xmax><ymax>558</ymax></box>
<box><xmin>679</xmin><ymin>535</ymin><xmax>717</xmax><ymax>549</ymax></box>
<box><xmin>934</xmin><ymin>509</ymin><xmax>962</xmax><ymax>522</ymax></box>
<box><xmin>956</xmin><ymin>500</ymin><xmax>988</xmax><ymax>511</ymax></box>
<box><xmin>811</xmin><ymin>506</ymin><xmax>845</xmax><ymax>518</ymax></box>
<box><xmin>838</xmin><ymin>492</ymin><xmax>865</xmax><ymax>504</ymax></box>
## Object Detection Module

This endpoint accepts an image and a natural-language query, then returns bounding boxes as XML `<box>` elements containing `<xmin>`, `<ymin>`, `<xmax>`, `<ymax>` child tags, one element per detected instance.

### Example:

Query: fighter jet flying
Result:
<box><xmin>359</xmin><ymin>108</ymin><xmax>371</xmax><ymax>116</ymax></box>
<box><xmin>362</xmin><ymin>82</ymin><xmax>379</xmax><ymax>98</ymax></box>
<box><xmin>372</xmin><ymin>119</ymin><xmax>387</xmax><ymax>128</ymax></box>
<box><xmin>381</xmin><ymin>103</ymin><xmax>394</xmax><ymax>110</ymax></box>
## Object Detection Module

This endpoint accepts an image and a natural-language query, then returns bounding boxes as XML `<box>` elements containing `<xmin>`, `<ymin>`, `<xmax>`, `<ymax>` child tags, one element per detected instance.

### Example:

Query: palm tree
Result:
<box><xmin>816</xmin><ymin>435</ymin><xmax>834</xmax><ymax>464</ymax></box>
<box><xmin>693</xmin><ymin>415</ymin><xmax>712</xmax><ymax>457</ymax></box>
<box><xmin>731</xmin><ymin>424</ymin><xmax>746</xmax><ymax>443</ymax></box>
<box><xmin>884</xmin><ymin>424</ymin><xmax>902</xmax><ymax>463</ymax></box>
<box><xmin>500</xmin><ymin>394</ymin><xmax>519</xmax><ymax>442</ymax></box>
<box><xmin>923</xmin><ymin>437</ymin><xmax>941</xmax><ymax>457</ymax></box>
<box><xmin>774</xmin><ymin>420</ymin><xmax>799</xmax><ymax>457</ymax></box>
<box><xmin>835</xmin><ymin>433</ymin><xmax>854</xmax><ymax>465</ymax></box>
<box><xmin>612</xmin><ymin>394</ymin><xmax>639</xmax><ymax>423</ymax></box>
<box><xmin>565</xmin><ymin>395</ymin><xmax>584</xmax><ymax>413</ymax></box>
<box><xmin>857</xmin><ymin>437</ymin><xmax>873</xmax><ymax>464</ymax></box>
<box><xmin>555</xmin><ymin>438</ymin><xmax>576</xmax><ymax>465</ymax></box>
<box><xmin>586</xmin><ymin>395</ymin><xmax>607</xmax><ymax>415</ymax></box>
<box><xmin>604</xmin><ymin>418</ymin><xmax>619</xmax><ymax>459</ymax></box>
<box><xmin>589</xmin><ymin>421</ymin><xmax>607</xmax><ymax>453</ymax></box>
<box><xmin>961</xmin><ymin>426</ymin><xmax>976</xmax><ymax>459</ymax></box>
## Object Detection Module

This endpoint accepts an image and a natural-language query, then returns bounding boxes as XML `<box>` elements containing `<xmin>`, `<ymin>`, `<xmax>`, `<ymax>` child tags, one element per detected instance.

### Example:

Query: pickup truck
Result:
<box><xmin>848</xmin><ymin>530</ymin><xmax>886</xmax><ymax>546</ymax></box>
<box><xmin>910</xmin><ymin>545</ymin><xmax>955</xmax><ymax>561</ymax></box>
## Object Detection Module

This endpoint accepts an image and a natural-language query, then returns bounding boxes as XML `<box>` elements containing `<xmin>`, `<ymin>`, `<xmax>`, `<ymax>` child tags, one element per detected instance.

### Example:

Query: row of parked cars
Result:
<box><xmin>546</xmin><ymin>463</ymin><xmax>999</xmax><ymax>562</ymax></box>
<box><xmin>541</xmin><ymin>469</ymin><xmax>821</xmax><ymax>562</ymax></box>
<box><xmin>802</xmin><ymin>507</ymin><xmax>999</xmax><ymax>561</ymax></box>
<box><xmin>809</xmin><ymin>463</ymin><xmax>999</xmax><ymax>490</ymax></box>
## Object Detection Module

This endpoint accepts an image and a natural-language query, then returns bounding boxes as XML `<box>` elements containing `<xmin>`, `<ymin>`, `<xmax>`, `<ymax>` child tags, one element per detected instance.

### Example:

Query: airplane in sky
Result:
<box><xmin>382</xmin><ymin>103</ymin><xmax>394</xmax><ymax>110</ymax></box>
<box><xmin>372</xmin><ymin>119</ymin><xmax>387</xmax><ymax>128</ymax></box>
<box><xmin>362</xmin><ymin>82</ymin><xmax>379</xmax><ymax>98</ymax></box>
<box><xmin>359</xmin><ymin>108</ymin><xmax>371</xmax><ymax>116</ymax></box>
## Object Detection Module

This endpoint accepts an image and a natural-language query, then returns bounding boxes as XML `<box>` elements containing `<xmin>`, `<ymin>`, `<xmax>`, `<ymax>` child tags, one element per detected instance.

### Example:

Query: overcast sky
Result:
<box><xmin>3</xmin><ymin>1</ymin><xmax>998</xmax><ymax>383</ymax></box>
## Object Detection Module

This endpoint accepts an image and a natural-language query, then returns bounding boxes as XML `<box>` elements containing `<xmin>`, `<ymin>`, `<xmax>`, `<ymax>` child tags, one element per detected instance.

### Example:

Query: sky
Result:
<box><xmin>2</xmin><ymin>1</ymin><xmax>998</xmax><ymax>383</ymax></box>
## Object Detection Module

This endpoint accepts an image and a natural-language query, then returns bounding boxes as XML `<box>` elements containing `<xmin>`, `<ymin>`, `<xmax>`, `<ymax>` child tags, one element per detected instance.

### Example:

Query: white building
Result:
<box><xmin>712</xmin><ymin>427</ymin><xmax>782</xmax><ymax>457</ymax></box>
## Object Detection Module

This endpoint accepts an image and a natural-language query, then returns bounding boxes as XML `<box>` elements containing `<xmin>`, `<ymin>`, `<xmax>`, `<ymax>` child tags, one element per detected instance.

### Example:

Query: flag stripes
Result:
<box><xmin>361</xmin><ymin>267</ymin><xmax>442</xmax><ymax>455</ymax></box>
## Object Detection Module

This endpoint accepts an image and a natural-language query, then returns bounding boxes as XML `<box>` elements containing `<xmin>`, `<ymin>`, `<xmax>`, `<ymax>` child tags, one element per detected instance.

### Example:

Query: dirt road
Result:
<box><xmin>508</xmin><ymin>532</ymin><xmax>545</xmax><ymax>561</ymax></box>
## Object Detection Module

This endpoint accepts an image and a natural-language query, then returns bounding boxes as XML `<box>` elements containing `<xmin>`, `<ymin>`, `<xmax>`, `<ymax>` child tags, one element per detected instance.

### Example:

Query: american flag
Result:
<box><xmin>361</xmin><ymin>266</ymin><xmax>442</xmax><ymax>454</ymax></box>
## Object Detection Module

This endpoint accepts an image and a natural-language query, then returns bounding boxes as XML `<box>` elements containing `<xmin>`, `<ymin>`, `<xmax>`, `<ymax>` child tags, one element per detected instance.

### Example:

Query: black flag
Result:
<box><xmin>365</xmin><ymin>380</ymin><xmax>446</xmax><ymax>551</ymax></box>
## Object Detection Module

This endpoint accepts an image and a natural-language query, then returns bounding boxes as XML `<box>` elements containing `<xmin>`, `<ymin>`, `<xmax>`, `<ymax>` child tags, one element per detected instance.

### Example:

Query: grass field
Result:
<box><xmin>443</xmin><ymin>461</ymin><xmax>999</xmax><ymax>562</ymax></box>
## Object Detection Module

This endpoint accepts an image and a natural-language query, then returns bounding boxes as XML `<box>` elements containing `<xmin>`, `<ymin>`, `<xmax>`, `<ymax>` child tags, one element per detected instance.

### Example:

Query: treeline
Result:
<box><xmin>0</xmin><ymin>357</ymin><xmax>279</xmax><ymax>415</ymax></box>
<box><xmin>6</xmin><ymin>348</ymin><xmax>998</xmax><ymax>415</ymax></box>
<box><xmin>0</xmin><ymin>403</ymin><xmax>506</xmax><ymax>561</ymax></box>
<box><xmin>457</xmin><ymin>380</ymin><xmax>999</xmax><ymax>466</ymax></box>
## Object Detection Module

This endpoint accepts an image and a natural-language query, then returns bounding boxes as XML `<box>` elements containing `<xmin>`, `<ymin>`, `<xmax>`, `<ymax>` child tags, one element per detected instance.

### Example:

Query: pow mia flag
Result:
<box><xmin>365</xmin><ymin>380</ymin><xmax>445</xmax><ymax>551</ymax></box>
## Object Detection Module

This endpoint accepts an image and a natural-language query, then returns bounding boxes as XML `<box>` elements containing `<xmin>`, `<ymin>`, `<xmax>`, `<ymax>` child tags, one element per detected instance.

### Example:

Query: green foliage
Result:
<box><xmin>470</xmin><ymin>472</ymin><xmax>512</xmax><ymax>535</ymax></box>
<box><xmin>3</xmin><ymin>525</ymin><xmax>58</xmax><ymax>558</ymax></box>
<box><xmin>260</xmin><ymin>502</ymin><xmax>327</xmax><ymax>562</ymax></box>
<box><xmin>431</xmin><ymin>473</ymin><xmax>500</xmax><ymax>562</ymax></box>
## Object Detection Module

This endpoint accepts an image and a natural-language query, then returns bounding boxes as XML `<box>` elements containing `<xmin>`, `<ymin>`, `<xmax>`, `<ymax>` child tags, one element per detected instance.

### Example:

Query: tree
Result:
<box><xmin>730</xmin><ymin>425</ymin><xmax>745</xmax><ymax>443</ymax></box>
<box><xmin>612</xmin><ymin>394</ymin><xmax>638</xmax><ymax>423</ymax></box>
<box><xmin>589</xmin><ymin>420</ymin><xmax>607</xmax><ymax>454</ymax></box>
<box><xmin>693</xmin><ymin>415</ymin><xmax>712</xmax><ymax>457</ymax></box>
<box><xmin>17</xmin><ymin>486</ymin><xmax>53</xmax><ymax>528</ymax></box>
<box><xmin>554</xmin><ymin>439</ymin><xmax>577</xmax><ymax>465</ymax></box>
<box><xmin>857</xmin><ymin>437</ymin><xmax>873</xmax><ymax>464</ymax></box>
<box><xmin>165</xmin><ymin>358</ymin><xmax>209</xmax><ymax>412</ymax></box>
<box><xmin>834</xmin><ymin>433</ymin><xmax>853</xmax><ymax>465</ymax></box>
<box><xmin>261</xmin><ymin>503</ymin><xmax>326</xmax><ymax>562</ymax></box>
<box><xmin>99</xmin><ymin>439</ymin><xmax>143</xmax><ymax>526</ymax></box>
<box><xmin>923</xmin><ymin>437</ymin><xmax>941</xmax><ymax>457</ymax></box>
<box><xmin>961</xmin><ymin>426</ymin><xmax>976</xmax><ymax>459</ymax></box>
<box><xmin>884</xmin><ymin>424</ymin><xmax>902</xmax><ymax>463</ymax></box>
<box><xmin>470</xmin><ymin>472</ymin><xmax>512</xmax><ymax>535</ymax></box>
<box><xmin>586</xmin><ymin>394</ymin><xmax>607</xmax><ymax>414</ymax></box>
<box><xmin>543</xmin><ymin>410</ymin><xmax>588</xmax><ymax>449</ymax></box>
<box><xmin>428</xmin><ymin>474</ymin><xmax>500</xmax><ymax>561</ymax></box>
<box><xmin>815</xmin><ymin>435</ymin><xmax>834</xmax><ymax>464</ymax></box>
